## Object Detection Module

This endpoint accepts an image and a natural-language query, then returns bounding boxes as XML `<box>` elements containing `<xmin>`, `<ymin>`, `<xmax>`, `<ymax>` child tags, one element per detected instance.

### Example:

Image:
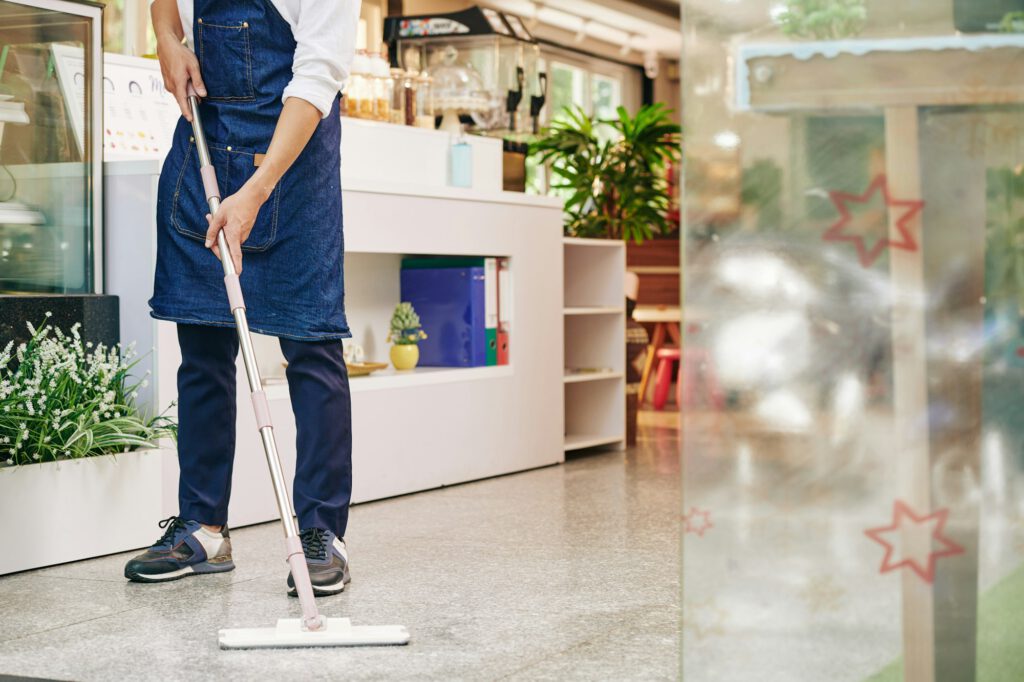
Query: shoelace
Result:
<box><xmin>300</xmin><ymin>528</ymin><xmax>329</xmax><ymax>561</ymax></box>
<box><xmin>155</xmin><ymin>515</ymin><xmax>189</xmax><ymax>548</ymax></box>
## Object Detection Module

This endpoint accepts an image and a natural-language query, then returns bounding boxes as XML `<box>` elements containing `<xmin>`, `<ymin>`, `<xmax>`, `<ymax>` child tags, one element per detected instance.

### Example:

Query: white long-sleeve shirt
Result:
<box><xmin>171</xmin><ymin>0</ymin><xmax>360</xmax><ymax>118</ymax></box>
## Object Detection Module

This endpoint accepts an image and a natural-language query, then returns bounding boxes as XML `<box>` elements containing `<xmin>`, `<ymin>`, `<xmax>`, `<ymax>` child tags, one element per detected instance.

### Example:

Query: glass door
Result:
<box><xmin>681</xmin><ymin>1</ymin><xmax>1024</xmax><ymax>680</ymax></box>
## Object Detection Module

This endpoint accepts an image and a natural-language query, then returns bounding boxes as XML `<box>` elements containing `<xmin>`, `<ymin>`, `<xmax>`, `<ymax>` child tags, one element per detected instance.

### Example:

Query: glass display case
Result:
<box><xmin>384</xmin><ymin>6</ymin><xmax>545</xmax><ymax>135</ymax></box>
<box><xmin>0</xmin><ymin>0</ymin><xmax>103</xmax><ymax>294</ymax></box>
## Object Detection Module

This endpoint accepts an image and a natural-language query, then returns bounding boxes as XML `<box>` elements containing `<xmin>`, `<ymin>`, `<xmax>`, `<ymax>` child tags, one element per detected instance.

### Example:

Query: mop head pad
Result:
<box><xmin>219</xmin><ymin>618</ymin><xmax>410</xmax><ymax>649</ymax></box>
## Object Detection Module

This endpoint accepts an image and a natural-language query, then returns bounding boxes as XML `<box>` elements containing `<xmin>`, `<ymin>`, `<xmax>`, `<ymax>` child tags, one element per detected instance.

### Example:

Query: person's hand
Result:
<box><xmin>204</xmin><ymin>186</ymin><xmax>266</xmax><ymax>274</ymax></box>
<box><xmin>156</xmin><ymin>36</ymin><xmax>207</xmax><ymax>120</ymax></box>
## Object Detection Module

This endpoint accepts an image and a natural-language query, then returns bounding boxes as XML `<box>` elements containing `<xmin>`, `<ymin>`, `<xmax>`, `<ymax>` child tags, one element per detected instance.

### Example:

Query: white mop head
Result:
<box><xmin>219</xmin><ymin>617</ymin><xmax>410</xmax><ymax>649</ymax></box>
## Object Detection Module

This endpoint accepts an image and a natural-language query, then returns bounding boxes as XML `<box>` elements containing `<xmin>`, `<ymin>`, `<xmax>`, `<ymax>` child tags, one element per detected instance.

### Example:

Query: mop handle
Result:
<box><xmin>184</xmin><ymin>82</ymin><xmax>324</xmax><ymax>632</ymax></box>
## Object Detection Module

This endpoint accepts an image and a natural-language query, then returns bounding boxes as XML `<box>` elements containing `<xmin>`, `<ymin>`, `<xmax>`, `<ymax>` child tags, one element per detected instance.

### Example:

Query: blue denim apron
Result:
<box><xmin>149</xmin><ymin>0</ymin><xmax>349</xmax><ymax>341</ymax></box>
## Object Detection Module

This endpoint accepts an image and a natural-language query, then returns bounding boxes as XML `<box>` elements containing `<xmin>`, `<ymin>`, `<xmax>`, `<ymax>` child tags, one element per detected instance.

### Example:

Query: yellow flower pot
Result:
<box><xmin>390</xmin><ymin>344</ymin><xmax>419</xmax><ymax>371</ymax></box>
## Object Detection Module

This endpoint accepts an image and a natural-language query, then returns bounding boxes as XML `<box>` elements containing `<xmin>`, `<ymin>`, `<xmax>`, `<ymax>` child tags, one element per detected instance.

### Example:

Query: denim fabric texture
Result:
<box><xmin>149</xmin><ymin>0</ymin><xmax>349</xmax><ymax>341</ymax></box>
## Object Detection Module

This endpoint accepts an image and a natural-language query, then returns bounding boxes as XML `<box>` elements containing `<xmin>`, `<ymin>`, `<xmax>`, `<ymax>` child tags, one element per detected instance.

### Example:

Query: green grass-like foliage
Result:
<box><xmin>529</xmin><ymin>104</ymin><xmax>681</xmax><ymax>243</ymax></box>
<box><xmin>0</xmin><ymin>317</ymin><xmax>176</xmax><ymax>466</ymax></box>
<box><xmin>387</xmin><ymin>302</ymin><xmax>427</xmax><ymax>346</ymax></box>
<box><xmin>777</xmin><ymin>0</ymin><xmax>867</xmax><ymax>40</ymax></box>
<box><xmin>1000</xmin><ymin>11</ymin><xmax>1024</xmax><ymax>32</ymax></box>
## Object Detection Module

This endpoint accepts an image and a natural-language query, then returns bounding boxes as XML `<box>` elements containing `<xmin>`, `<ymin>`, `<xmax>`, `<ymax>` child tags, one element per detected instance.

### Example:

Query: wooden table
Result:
<box><xmin>634</xmin><ymin>304</ymin><xmax>682</xmax><ymax>405</ymax></box>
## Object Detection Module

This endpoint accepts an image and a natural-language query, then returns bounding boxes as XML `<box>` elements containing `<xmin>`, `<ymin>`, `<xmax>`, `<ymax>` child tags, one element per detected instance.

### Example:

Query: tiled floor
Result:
<box><xmin>0</xmin><ymin>414</ymin><xmax>681</xmax><ymax>681</ymax></box>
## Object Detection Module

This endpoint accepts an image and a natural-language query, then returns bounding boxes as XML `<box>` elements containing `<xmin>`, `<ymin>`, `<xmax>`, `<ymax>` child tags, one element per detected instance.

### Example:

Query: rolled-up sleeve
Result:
<box><xmin>282</xmin><ymin>0</ymin><xmax>361</xmax><ymax>118</ymax></box>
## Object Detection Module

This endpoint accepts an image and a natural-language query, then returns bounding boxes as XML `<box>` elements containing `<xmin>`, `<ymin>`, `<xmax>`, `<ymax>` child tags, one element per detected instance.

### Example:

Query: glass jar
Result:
<box><xmin>369</xmin><ymin>53</ymin><xmax>392</xmax><ymax>122</ymax></box>
<box><xmin>345</xmin><ymin>51</ymin><xmax>371</xmax><ymax>118</ymax></box>
<box><xmin>389</xmin><ymin>68</ymin><xmax>406</xmax><ymax>125</ymax></box>
<box><xmin>414</xmin><ymin>73</ymin><xmax>434</xmax><ymax>129</ymax></box>
<box><xmin>403</xmin><ymin>71</ymin><xmax>417</xmax><ymax>127</ymax></box>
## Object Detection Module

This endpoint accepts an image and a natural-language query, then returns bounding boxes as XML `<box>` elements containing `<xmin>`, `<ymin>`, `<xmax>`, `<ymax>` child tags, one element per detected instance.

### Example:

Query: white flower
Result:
<box><xmin>5</xmin><ymin>458</ymin><xmax>11</xmax><ymax>465</ymax></box>
<box><xmin>45</xmin><ymin>311</ymin><xmax>52</xmax><ymax>317</ymax></box>
<box><xmin>32</xmin><ymin>453</ymin><xmax>40</xmax><ymax>460</ymax></box>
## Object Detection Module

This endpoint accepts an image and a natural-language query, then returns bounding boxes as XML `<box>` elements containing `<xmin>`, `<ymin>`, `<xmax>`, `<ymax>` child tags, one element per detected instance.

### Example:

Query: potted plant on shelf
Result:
<box><xmin>0</xmin><ymin>317</ymin><xmax>177</xmax><ymax>575</ymax></box>
<box><xmin>529</xmin><ymin>103</ymin><xmax>681</xmax><ymax>243</ymax></box>
<box><xmin>775</xmin><ymin>0</ymin><xmax>867</xmax><ymax>40</ymax></box>
<box><xmin>387</xmin><ymin>302</ymin><xmax>427</xmax><ymax>371</ymax></box>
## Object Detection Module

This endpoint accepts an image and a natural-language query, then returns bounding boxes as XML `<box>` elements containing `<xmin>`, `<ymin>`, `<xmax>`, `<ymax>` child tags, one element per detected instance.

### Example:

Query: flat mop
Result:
<box><xmin>182</xmin><ymin>83</ymin><xmax>410</xmax><ymax>649</ymax></box>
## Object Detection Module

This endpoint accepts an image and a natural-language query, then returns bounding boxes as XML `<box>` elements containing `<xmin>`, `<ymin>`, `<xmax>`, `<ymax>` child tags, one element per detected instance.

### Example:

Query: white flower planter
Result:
<box><xmin>0</xmin><ymin>448</ymin><xmax>169</xmax><ymax>575</ymax></box>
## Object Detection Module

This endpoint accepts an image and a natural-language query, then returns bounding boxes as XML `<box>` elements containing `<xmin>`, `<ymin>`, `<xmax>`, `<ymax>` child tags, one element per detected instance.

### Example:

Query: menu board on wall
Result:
<box><xmin>51</xmin><ymin>45</ymin><xmax>180</xmax><ymax>160</ymax></box>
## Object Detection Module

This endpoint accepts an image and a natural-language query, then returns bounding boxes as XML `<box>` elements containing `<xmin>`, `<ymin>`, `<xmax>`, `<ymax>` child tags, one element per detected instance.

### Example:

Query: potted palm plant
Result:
<box><xmin>529</xmin><ymin>103</ymin><xmax>681</xmax><ymax>243</ymax></box>
<box><xmin>387</xmin><ymin>302</ymin><xmax>427</xmax><ymax>371</ymax></box>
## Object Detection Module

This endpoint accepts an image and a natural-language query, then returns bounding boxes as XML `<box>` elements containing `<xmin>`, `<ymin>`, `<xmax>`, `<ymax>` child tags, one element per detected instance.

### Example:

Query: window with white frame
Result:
<box><xmin>540</xmin><ymin>49</ymin><xmax>638</xmax><ymax>124</ymax></box>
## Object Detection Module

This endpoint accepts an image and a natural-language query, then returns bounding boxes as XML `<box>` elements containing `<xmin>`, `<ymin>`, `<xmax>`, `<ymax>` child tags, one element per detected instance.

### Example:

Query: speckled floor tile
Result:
<box><xmin>0</xmin><ymin>418</ymin><xmax>681</xmax><ymax>681</ymax></box>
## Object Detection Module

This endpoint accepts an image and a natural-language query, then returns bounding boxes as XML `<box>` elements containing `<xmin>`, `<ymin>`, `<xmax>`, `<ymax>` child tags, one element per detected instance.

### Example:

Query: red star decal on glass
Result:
<box><xmin>864</xmin><ymin>499</ymin><xmax>965</xmax><ymax>584</ymax></box>
<box><xmin>823</xmin><ymin>174</ymin><xmax>924</xmax><ymax>268</ymax></box>
<box><xmin>682</xmin><ymin>507</ymin><xmax>714</xmax><ymax>537</ymax></box>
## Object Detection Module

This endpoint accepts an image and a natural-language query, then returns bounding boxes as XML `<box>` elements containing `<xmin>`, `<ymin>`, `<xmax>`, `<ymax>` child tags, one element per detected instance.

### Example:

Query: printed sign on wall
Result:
<box><xmin>51</xmin><ymin>45</ymin><xmax>180</xmax><ymax>160</ymax></box>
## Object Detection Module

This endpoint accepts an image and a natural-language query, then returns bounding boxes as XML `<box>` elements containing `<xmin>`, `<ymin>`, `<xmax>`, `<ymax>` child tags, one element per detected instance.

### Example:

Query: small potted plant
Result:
<box><xmin>387</xmin><ymin>302</ymin><xmax>427</xmax><ymax>371</ymax></box>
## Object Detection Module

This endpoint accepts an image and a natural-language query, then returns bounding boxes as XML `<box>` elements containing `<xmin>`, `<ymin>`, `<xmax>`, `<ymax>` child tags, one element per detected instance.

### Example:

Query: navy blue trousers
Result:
<box><xmin>176</xmin><ymin>324</ymin><xmax>352</xmax><ymax>538</ymax></box>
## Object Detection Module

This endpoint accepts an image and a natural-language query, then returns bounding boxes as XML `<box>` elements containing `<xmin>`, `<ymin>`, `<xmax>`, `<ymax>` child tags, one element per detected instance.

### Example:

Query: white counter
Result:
<box><xmin>103</xmin><ymin>140</ymin><xmax>566</xmax><ymax>526</ymax></box>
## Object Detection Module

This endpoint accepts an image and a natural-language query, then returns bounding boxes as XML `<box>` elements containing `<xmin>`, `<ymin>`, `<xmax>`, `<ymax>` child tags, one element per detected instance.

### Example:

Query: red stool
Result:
<box><xmin>653</xmin><ymin>347</ymin><xmax>680</xmax><ymax>411</ymax></box>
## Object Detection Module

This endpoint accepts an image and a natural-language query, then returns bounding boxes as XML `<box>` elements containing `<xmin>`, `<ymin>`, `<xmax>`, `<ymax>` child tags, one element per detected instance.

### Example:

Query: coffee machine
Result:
<box><xmin>384</xmin><ymin>6</ymin><xmax>547</xmax><ymax>135</ymax></box>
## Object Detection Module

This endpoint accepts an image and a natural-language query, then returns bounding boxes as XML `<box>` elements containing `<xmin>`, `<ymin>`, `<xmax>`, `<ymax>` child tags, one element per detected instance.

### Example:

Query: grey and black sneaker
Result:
<box><xmin>124</xmin><ymin>516</ymin><xmax>234</xmax><ymax>583</ymax></box>
<box><xmin>287</xmin><ymin>528</ymin><xmax>350</xmax><ymax>597</ymax></box>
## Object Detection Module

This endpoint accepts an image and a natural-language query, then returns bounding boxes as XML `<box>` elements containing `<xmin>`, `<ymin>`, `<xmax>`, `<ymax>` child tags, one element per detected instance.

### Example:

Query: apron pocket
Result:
<box><xmin>197</xmin><ymin>18</ymin><xmax>255</xmax><ymax>101</ymax></box>
<box><xmin>170</xmin><ymin>142</ymin><xmax>281</xmax><ymax>253</ymax></box>
<box><xmin>225</xmin><ymin>146</ymin><xmax>281</xmax><ymax>253</ymax></box>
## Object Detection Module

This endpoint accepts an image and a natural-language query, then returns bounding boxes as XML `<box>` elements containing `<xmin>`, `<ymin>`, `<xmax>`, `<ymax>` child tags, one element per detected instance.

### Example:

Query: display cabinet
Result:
<box><xmin>0</xmin><ymin>0</ymin><xmax>103</xmax><ymax>294</ymax></box>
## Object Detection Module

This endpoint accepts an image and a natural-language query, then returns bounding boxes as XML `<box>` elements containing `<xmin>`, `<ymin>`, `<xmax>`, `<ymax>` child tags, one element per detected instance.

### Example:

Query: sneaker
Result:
<box><xmin>124</xmin><ymin>516</ymin><xmax>234</xmax><ymax>583</ymax></box>
<box><xmin>286</xmin><ymin>528</ymin><xmax>350</xmax><ymax>597</ymax></box>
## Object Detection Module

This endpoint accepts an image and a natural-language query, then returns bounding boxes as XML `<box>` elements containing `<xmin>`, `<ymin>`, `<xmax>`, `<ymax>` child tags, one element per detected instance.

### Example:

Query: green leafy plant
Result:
<box><xmin>777</xmin><ymin>0</ymin><xmax>867</xmax><ymax>40</ymax></box>
<box><xmin>0</xmin><ymin>317</ymin><xmax>176</xmax><ymax>466</ymax></box>
<box><xmin>999</xmin><ymin>12</ymin><xmax>1024</xmax><ymax>33</ymax></box>
<box><xmin>387</xmin><ymin>302</ymin><xmax>427</xmax><ymax>345</ymax></box>
<box><xmin>529</xmin><ymin>104</ymin><xmax>681</xmax><ymax>243</ymax></box>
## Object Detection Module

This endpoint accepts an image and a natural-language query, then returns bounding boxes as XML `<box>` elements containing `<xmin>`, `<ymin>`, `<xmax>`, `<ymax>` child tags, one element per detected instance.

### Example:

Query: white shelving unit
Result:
<box><xmin>563</xmin><ymin>237</ymin><xmax>626</xmax><ymax>452</ymax></box>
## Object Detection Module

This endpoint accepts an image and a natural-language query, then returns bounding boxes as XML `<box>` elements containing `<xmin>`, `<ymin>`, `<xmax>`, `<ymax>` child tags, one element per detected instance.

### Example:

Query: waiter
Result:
<box><xmin>124</xmin><ymin>0</ymin><xmax>360</xmax><ymax>598</ymax></box>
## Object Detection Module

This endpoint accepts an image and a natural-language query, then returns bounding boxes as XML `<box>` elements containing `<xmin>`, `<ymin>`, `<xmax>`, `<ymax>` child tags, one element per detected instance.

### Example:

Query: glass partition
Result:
<box><xmin>0</xmin><ymin>0</ymin><xmax>102</xmax><ymax>294</ymax></box>
<box><xmin>682</xmin><ymin>1</ymin><xmax>1024</xmax><ymax>680</ymax></box>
